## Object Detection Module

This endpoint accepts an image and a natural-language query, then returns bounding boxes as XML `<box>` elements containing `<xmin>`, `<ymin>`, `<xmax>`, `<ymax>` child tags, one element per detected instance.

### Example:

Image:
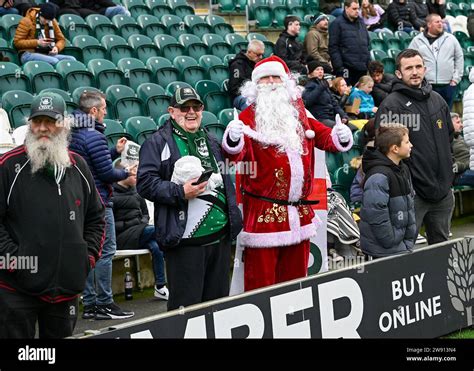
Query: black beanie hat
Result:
<box><xmin>39</xmin><ymin>3</ymin><xmax>58</xmax><ymax>20</ymax></box>
<box><xmin>307</xmin><ymin>60</ymin><xmax>325</xmax><ymax>75</ymax></box>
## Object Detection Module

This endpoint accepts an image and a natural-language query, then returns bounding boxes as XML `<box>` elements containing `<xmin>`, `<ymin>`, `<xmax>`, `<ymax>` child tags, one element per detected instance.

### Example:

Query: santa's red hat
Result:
<box><xmin>251</xmin><ymin>55</ymin><xmax>290</xmax><ymax>83</ymax></box>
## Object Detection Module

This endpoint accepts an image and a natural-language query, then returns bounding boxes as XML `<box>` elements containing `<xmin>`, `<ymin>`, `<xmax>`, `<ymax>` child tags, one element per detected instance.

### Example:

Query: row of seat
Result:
<box><xmin>446</xmin><ymin>2</ymin><xmax>474</xmax><ymax>17</ymax></box>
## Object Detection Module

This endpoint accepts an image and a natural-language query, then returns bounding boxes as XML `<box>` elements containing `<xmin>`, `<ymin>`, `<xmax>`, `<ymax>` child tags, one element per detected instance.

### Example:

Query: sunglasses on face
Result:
<box><xmin>175</xmin><ymin>104</ymin><xmax>204</xmax><ymax>113</ymax></box>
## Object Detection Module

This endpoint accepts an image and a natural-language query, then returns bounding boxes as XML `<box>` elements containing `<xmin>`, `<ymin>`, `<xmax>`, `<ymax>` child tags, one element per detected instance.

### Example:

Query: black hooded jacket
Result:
<box><xmin>375</xmin><ymin>78</ymin><xmax>454</xmax><ymax>202</ymax></box>
<box><xmin>228</xmin><ymin>51</ymin><xmax>255</xmax><ymax>102</ymax></box>
<box><xmin>372</xmin><ymin>73</ymin><xmax>395</xmax><ymax>106</ymax></box>
<box><xmin>274</xmin><ymin>31</ymin><xmax>307</xmax><ymax>74</ymax></box>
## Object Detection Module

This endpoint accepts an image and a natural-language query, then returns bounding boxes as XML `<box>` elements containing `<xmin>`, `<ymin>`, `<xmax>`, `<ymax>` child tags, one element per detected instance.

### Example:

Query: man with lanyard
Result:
<box><xmin>137</xmin><ymin>87</ymin><xmax>242</xmax><ymax>311</ymax></box>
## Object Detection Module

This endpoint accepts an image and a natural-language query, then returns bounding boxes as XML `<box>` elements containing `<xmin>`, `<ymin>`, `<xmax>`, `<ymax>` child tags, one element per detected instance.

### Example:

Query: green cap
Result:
<box><xmin>29</xmin><ymin>92</ymin><xmax>66</xmax><ymax>121</ymax></box>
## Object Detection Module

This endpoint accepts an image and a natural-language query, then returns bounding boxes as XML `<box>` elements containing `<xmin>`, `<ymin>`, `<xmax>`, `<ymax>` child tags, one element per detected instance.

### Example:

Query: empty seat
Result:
<box><xmin>161</xmin><ymin>14</ymin><xmax>189</xmax><ymax>39</ymax></box>
<box><xmin>106</xmin><ymin>84</ymin><xmax>146</xmax><ymax>122</ymax></box>
<box><xmin>136</xmin><ymin>14</ymin><xmax>167</xmax><ymax>39</ymax></box>
<box><xmin>0</xmin><ymin>62</ymin><xmax>31</xmax><ymax>94</ymax></box>
<box><xmin>178</xmin><ymin>33</ymin><xmax>209</xmax><ymax>60</ymax></box>
<box><xmin>101</xmin><ymin>35</ymin><xmax>134</xmax><ymax>65</ymax></box>
<box><xmin>370</xmin><ymin>49</ymin><xmax>387</xmax><ymax>61</ymax></box>
<box><xmin>205</xmin><ymin>15</ymin><xmax>234</xmax><ymax>38</ymax></box>
<box><xmin>218</xmin><ymin>108</ymin><xmax>237</xmax><ymax>127</ymax></box>
<box><xmin>195</xmin><ymin>79</ymin><xmax>221</xmax><ymax>100</ymax></box>
<box><xmin>88</xmin><ymin>59</ymin><xmax>126</xmax><ymax>91</ymax></box>
<box><xmin>72</xmin><ymin>86</ymin><xmax>102</xmax><ymax>105</ymax></box>
<box><xmin>58</xmin><ymin>14</ymin><xmax>92</xmax><ymax>39</ymax></box>
<box><xmin>154</xmin><ymin>34</ymin><xmax>185</xmax><ymax>60</ymax></box>
<box><xmin>22</xmin><ymin>61</ymin><xmax>63</xmax><ymax>93</ymax></box>
<box><xmin>157</xmin><ymin>113</ymin><xmax>170</xmax><ymax>126</ymax></box>
<box><xmin>202</xmin><ymin>91</ymin><xmax>231</xmax><ymax>115</ymax></box>
<box><xmin>201</xmin><ymin>111</ymin><xmax>225</xmax><ymax>142</ymax></box>
<box><xmin>85</xmin><ymin>14</ymin><xmax>118</xmax><ymax>40</ymax></box>
<box><xmin>2</xmin><ymin>90</ymin><xmax>34</xmax><ymax>129</ymax></box>
<box><xmin>198</xmin><ymin>55</ymin><xmax>228</xmax><ymax>85</ymax></box>
<box><xmin>72</xmin><ymin>35</ymin><xmax>107</xmax><ymax>64</ymax></box>
<box><xmin>136</xmin><ymin>82</ymin><xmax>171</xmax><ymax>118</ymax></box>
<box><xmin>147</xmin><ymin>0</ymin><xmax>173</xmax><ymax>19</ymax></box>
<box><xmin>56</xmin><ymin>60</ymin><xmax>96</xmax><ymax>92</ymax></box>
<box><xmin>183</xmin><ymin>15</ymin><xmax>213</xmax><ymax>39</ymax></box>
<box><xmin>111</xmin><ymin>14</ymin><xmax>143</xmax><ymax>40</ymax></box>
<box><xmin>146</xmin><ymin>56</ymin><xmax>180</xmax><ymax>88</ymax></box>
<box><xmin>173</xmin><ymin>56</ymin><xmax>206</xmax><ymax>86</ymax></box>
<box><xmin>124</xmin><ymin>116</ymin><xmax>157</xmax><ymax>144</ymax></box>
<box><xmin>122</xmin><ymin>0</ymin><xmax>150</xmax><ymax>18</ymax></box>
<box><xmin>165</xmin><ymin>81</ymin><xmax>192</xmax><ymax>96</ymax></box>
<box><xmin>1</xmin><ymin>14</ymin><xmax>23</xmax><ymax>40</ymax></box>
<box><xmin>225</xmin><ymin>33</ymin><xmax>247</xmax><ymax>53</ymax></box>
<box><xmin>117</xmin><ymin>57</ymin><xmax>153</xmax><ymax>90</ymax></box>
<box><xmin>202</xmin><ymin>33</ymin><xmax>232</xmax><ymax>60</ymax></box>
<box><xmin>128</xmin><ymin>34</ymin><xmax>160</xmax><ymax>62</ymax></box>
<box><xmin>104</xmin><ymin>119</ymin><xmax>127</xmax><ymax>147</ymax></box>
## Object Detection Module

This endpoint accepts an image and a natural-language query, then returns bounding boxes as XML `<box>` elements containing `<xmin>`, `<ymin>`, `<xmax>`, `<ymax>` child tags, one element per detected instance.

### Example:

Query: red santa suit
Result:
<box><xmin>222</xmin><ymin>57</ymin><xmax>353</xmax><ymax>291</ymax></box>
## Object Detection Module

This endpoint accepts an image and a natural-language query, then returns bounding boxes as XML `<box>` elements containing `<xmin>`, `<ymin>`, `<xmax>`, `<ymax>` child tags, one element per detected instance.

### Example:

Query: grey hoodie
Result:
<box><xmin>462</xmin><ymin>68</ymin><xmax>474</xmax><ymax>170</ymax></box>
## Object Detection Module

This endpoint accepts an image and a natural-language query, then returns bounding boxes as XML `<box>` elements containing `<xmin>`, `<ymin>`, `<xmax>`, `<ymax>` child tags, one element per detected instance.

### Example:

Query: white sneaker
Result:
<box><xmin>154</xmin><ymin>285</ymin><xmax>169</xmax><ymax>300</ymax></box>
<box><xmin>415</xmin><ymin>234</ymin><xmax>427</xmax><ymax>244</ymax></box>
<box><xmin>328</xmin><ymin>248</ymin><xmax>344</xmax><ymax>262</ymax></box>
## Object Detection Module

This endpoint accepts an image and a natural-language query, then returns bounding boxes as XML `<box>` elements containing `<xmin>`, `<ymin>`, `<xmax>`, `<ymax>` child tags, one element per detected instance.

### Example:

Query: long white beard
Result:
<box><xmin>254</xmin><ymin>83</ymin><xmax>305</xmax><ymax>154</ymax></box>
<box><xmin>25</xmin><ymin>126</ymin><xmax>72</xmax><ymax>174</ymax></box>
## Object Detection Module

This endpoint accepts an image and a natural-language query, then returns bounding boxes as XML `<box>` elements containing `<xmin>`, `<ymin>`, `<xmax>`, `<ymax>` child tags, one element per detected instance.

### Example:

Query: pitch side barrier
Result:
<box><xmin>79</xmin><ymin>236</ymin><xmax>474</xmax><ymax>339</ymax></box>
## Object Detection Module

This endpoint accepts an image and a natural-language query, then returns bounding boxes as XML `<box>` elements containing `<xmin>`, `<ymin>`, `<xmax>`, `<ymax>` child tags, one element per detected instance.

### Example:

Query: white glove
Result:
<box><xmin>228</xmin><ymin>108</ymin><xmax>244</xmax><ymax>142</ymax></box>
<box><xmin>334</xmin><ymin>114</ymin><xmax>351</xmax><ymax>143</ymax></box>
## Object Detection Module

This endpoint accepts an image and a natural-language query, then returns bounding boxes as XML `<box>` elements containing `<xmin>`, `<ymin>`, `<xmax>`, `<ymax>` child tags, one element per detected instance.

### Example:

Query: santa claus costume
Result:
<box><xmin>222</xmin><ymin>56</ymin><xmax>353</xmax><ymax>291</ymax></box>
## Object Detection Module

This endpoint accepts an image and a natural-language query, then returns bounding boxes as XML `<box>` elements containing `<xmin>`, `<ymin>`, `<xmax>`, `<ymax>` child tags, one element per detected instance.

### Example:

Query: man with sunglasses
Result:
<box><xmin>228</xmin><ymin>39</ymin><xmax>265</xmax><ymax>111</ymax></box>
<box><xmin>137</xmin><ymin>87</ymin><xmax>242</xmax><ymax>311</ymax></box>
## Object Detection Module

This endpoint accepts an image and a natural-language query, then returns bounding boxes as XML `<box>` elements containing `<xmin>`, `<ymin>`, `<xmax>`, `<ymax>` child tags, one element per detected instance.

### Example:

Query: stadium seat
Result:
<box><xmin>183</xmin><ymin>15</ymin><xmax>212</xmax><ymax>39</ymax></box>
<box><xmin>165</xmin><ymin>81</ymin><xmax>192</xmax><ymax>96</ymax></box>
<box><xmin>72</xmin><ymin>35</ymin><xmax>107</xmax><ymax>64</ymax></box>
<box><xmin>202</xmin><ymin>91</ymin><xmax>231</xmax><ymax>115</ymax></box>
<box><xmin>332</xmin><ymin>166</ymin><xmax>356</xmax><ymax>203</ymax></box>
<box><xmin>136</xmin><ymin>82</ymin><xmax>171</xmax><ymax>118</ymax></box>
<box><xmin>218</xmin><ymin>108</ymin><xmax>236</xmax><ymax>127</ymax></box>
<box><xmin>198</xmin><ymin>55</ymin><xmax>229</xmax><ymax>85</ymax></box>
<box><xmin>111</xmin><ymin>15</ymin><xmax>143</xmax><ymax>40</ymax></box>
<box><xmin>173</xmin><ymin>56</ymin><xmax>206</xmax><ymax>86</ymax></box>
<box><xmin>86</xmin><ymin>14</ymin><xmax>118</xmax><ymax>40</ymax></box>
<box><xmin>385</xmin><ymin>37</ymin><xmax>403</xmax><ymax>51</ymax></box>
<box><xmin>106</xmin><ymin>84</ymin><xmax>147</xmax><ymax>122</ymax></box>
<box><xmin>302</xmin><ymin>0</ymin><xmax>319</xmax><ymax>13</ymax></box>
<box><xmin>88</xmin><ymin>59</ymin><xmax>126</xmax><ymax>91</ymax></box>
<box><xmin>178</xmin><ymin>34</ymin><xmax>209</xmax><ymax>61</ymax></box>
<box><xmin>72</xmin><ymin>86</ymin><xmax>102</xmax><ymax>106</ymax></box>
<box><xmin>352</xmin><ymin>130</ymin><xmax>365</xmax><ymax>151</ymax></box>
<box><xmin>225</xmin><ymin>33</ymin><xmax>247</xmax><ymax>53</ymax></box>
<box><xmin>205</xmin><ymin>15</ymin><xmax>234</xmax><ymax>38</ymax></box>
<box><xmin>377</xmin><ymin>29</ymin><xmax>394</xmax><ymax>41</ymax></box>
<box><xmin>222</xmin><ymin>53</ymin><xmax>235</xmax><ymax>66</ymax></box>
<box><xmin>253</xmin><ymin>6</ymin><xmax>273</xmax><ymax>28</ymax></box>
<box><xmin>40</xmin><ymin>88</ymin><xmax>78</xmax><ymax>114</ymax></box>
<box><xmin>146</xmin><ymin>56</ymin><xmax>180</xmax><ymax>88</ymax></box>
<box><xmin>101</xmin><ymin>35</ymin><xmax>134</xmax><ymax>65</ymax></box>
<box><xmin>1</xmin><ymin>90</ymin><xmax>34</xmax><ymax>129</ymax></box>
<box><xmin>382</xmin><ymin>57</ymin><xmax>396</xmax><ymax>74</ymax></box>
<box><xmin>155</xmin><ymin>113</ymin><xmax>169</xmax><ymax>126</ymax></box>
<box><xmin>286</xmin><ymin>0</ymin><xmax>305</xmax><ymax>20</ymax></box>
<box><xmin>0</xmin><ymin>14</ymin><xmax>23</xmax><ymax>40</ymax></box>
<box><xmin>217</xmin><ymin>0</ymin><xmax>235</xmax><ymax>12</ymax></box>
<box><xmin>169</xmin><ymin>0</ymin><xmax>194</xmax><ymax>18</ymax></box>
<box><xmin>201</xmin><ymin>111</ymin><xmax>225</xmax><ymax>142</ymax></box>
<box><xmin>202</xmin><ymin>33</ymin><xmax>232</xmax><ymax>60</ymax></box>
<box><xmin>325</xmin><ymin>152</ymin><xmax>343</xmax><ymax>175</ymax></box>
<box><xmin>370</xmin><ymin>38</ymin><xmax>386</xmax><ymax>51</ymax></box>
<box><xmin>341</xmin><ymin>148</ymin><xmax>361</xmax><ymax>166</ymax></box>
<box><xmin>22</xmin><ymin>61</ymin><xmax>63</xmax><ymax>93</ymax></box>
<box><xmin>298</xmin><ymin>22</ymin><xmax>309</xmax><ymax>42</ymax></box>
<box><xmin>154</xmin><ymin>34</ymin><xmax>185</xmax><ymax>60</ymax></box>
<box><xmin>136</xmin><ymin>14</ymin><xmax>167</xmax><ymax>39</ymax></box>
<box><xmin>161</xmin><ymin>14</ymin><xmax>189</xmax><ymax>39</ymax></box>
<box><xmin>58</xmin><ymin>14</ymin><xmax>92</xmax><ymax>39</ymax></box>
<box><xmin>117</xmin><ymin>57</ymin><xmax>153</xmax><ymax>91</ymax></box>
<box><xmin>234</xmin><ymin>0</ymin><xmax>248</xmax><ymax>11</ymax></box>
<box><xmin>56</xmin><ymin>60</ymin><xmax>95</xmax><ymax>92</ymax></box>
<box><xmin>150</xmin><ymin>2</ymin><xmax>173</xmax><ymax>18</ymax></box>
<box><xmin>195</xmin><ymin>79</ymin><xmax>221</xmax><ymax>100</ymax></box>
<box><xmin>387</xmin><ymin>48</ymin><xmax>401</xmax><ymax>59</ymax></box>
<box><xmin>124</xmin><ymin>116</ymin><xmax>157</xmax><ymax>144</ymax></box>
<box><xmin>370</xmin><ymin>49</ymin><xmax>388</xmax><ymax>61</ymax></box>
<box><xmin>104</xmin><ymin>119</ymin><xmax>127</xmax><ymax>147</ymax></box>
<box><xmin>122</xmin><ymin>0</ymin><xmax>150</xmax><ymax>18</ymax></box>
<box><xmin>0</xmin><ymin>62</ymin><xmax>31</xmax><ymax>94</ymax></box>
<box><xmin>128</xmin><ymin>35</ymin><xmax>160</xmax><ymax>62</ymax></box>
<box><xmin>270</xmin><ymin>0</ymin><xmax>289</xmax><ymax>28</ymax></box>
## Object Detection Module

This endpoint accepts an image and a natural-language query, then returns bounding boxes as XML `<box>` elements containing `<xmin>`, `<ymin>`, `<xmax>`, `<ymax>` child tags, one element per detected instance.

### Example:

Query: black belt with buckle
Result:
<box><xmin>241</xmin><ymin>188</ymin><xmax>319</xmax><ymax>206</ymax></box>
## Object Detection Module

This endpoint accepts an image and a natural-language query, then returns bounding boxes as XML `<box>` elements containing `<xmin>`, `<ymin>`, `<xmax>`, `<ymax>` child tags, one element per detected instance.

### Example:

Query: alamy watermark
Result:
<box><xmin>216</xmin><ymin>159</ymin><xmax>257</xmax><ymax>179</ymax></box>
<box><xmin>0</xmin><ymin>254</ymin><xmax>38</xmax><ymax>273</ymax></box>
<box><xmin>379</xmin><ymin>111</ymin><xmax>421</xmax><ymax>132</ymax></box>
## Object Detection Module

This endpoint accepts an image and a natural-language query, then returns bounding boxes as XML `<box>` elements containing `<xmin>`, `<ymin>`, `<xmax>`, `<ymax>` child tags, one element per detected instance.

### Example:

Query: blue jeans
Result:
<box><xmin>104</xmin><ymin>5</ymin><xmax>131</xmax><ymax>17</ymax></box>
<box><xmin>83</xmin><ymin>207</ymin><xmax>116</xmax><ymax>306</ymax></box>
<box><xmin>455</xmin><ymin>170</ymin><xmax>474</xmax><ymax>187</ymax></box>
<box><xmin>0</xmin><ymin>7</ymin><xmax>19</xmax><ymax>15</ymax></box>
<box><xmin>233</xmin><ymin>95</ymin><xmax>248</xmax><ymax>111</ymax></box>
<box><xmin>20</xmin><ymin>52</ymin><xmax>76</xmax><ymax>66</ymax></box>
<box><xmin>139</xmin><ymin>225</ymin><xmax>166</xmax><ymax>286</ymax></box>
<box><xmin>432</xmin><ymin>84</ymin><xmax>457</xmax><ymax>110</ymax></box>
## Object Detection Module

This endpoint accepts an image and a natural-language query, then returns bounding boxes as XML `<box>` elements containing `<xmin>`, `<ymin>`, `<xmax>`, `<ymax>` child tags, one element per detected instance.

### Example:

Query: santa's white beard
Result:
<box><xmin>254</xmin><ymin>83</ymin><xmax>304</xmax><ymax>154</ymax></box>
<box><xmin>25</xmin><ymin>126</ymin><xmax>71</xmax><ymax>174</ymax></box>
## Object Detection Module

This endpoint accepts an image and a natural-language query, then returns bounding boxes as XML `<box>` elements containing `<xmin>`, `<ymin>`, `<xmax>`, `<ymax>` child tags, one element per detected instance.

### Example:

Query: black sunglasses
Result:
<box><xmin>175</xmin><ymin>104</ymin><xmax>204</xmax><ymax>113</ymax></box>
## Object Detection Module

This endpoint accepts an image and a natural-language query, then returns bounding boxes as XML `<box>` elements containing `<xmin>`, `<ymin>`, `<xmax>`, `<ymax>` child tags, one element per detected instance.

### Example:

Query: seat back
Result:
<box><xmin>124</xmin><ymin>116</ymin><xmax>158</xmax><ymax>144</ymax></box>
<box><xmin>22</xmin><ymin>61</ymin><xmax>63</xmax><ymax>93</ymax></box>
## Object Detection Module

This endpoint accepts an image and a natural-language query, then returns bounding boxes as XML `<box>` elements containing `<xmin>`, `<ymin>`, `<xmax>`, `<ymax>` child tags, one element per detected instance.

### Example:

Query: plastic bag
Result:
<box><xmin>171</xmin><ymin>156</ymin><xmax>203</xmax><ymax>185</ymax></box>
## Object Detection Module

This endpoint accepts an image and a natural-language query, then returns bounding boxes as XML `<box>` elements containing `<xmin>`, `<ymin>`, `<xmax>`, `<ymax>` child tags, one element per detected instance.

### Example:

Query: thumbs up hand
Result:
<box><xmin>228</xmin><ymin>108</ymin><xmax>244</xmax><ymax>142</ymax></box>
<box><xmin>334</xmin><ymin>114</ymin><xmax>351</xmax><ymax>143</ymax></box>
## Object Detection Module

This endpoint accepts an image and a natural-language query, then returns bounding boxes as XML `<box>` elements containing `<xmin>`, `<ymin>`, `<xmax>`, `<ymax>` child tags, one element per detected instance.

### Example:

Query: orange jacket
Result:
<box><xmin>13</xmin><ymin>7</ymin><xmax>66</xmax><ymax>54</ymax></box>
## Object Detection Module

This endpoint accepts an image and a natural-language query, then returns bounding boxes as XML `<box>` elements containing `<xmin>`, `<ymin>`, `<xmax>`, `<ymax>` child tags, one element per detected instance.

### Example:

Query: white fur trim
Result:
<box><xmin>305</xmin><ymin>129</ymin><xmax>315</xmax><ymax>139</ymax></box>
<box><xmin>240</xmin><ymin>222</ymin><xmax>317</xmax><ymax>248</ymax></box>
<box><xmin>252</xmin><ymin>61</ymin><xmax>286</xmax><ymax>83</ymax></box>
<box><xmin>287</xmin><ymin>149</ymin><xmax>304</xmax><ymax>202</ymax></box>
<box><xmin>331</xmin><ymin>126</ymin><xmax>353</xmax><ymax>152</ymax></box>
<box><xmin>222</xmin><ymin>125</ymin><xmax>245</xmax><ymax>154</ymax></box>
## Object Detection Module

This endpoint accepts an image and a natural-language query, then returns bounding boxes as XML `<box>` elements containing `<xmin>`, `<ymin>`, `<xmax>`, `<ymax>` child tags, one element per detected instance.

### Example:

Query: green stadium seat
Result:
<box><xmin>202</xmin><ymin>112</ymin><xmax>225</xmax><ymax>142</ymax></box>
<box><xmin>195</xmin><ymin>79</ymin><xmax>221</xmax><ymax>99</ymax></box>
<box><xmin>117</xmin><ymin>57</ymin><xmax>153</xmax><ymax>90</ymax></box>
<box><xmin>58</xmin><ymin>14</ymin><xmax>92</xmax><ymax>39</ymax></box>
<box><xmin>221</xmin><ymin>78</ymin><xmax>229</xmax><ymax>92</ymax></box>
<box><xmin>370</xmin><ymin>38</ymin><xmax>386</xmax><ymax>51</ymax></box>
<box><xmin>72</xmin><ymin>86</ymin><xmax>102</xmax><ymax>104</ymax></box>
<box><xmin>136</xmin><ymin>15</ymin><xmax>167</xmax><ymax>39</ymax></box>
<box><xmin>385</xmin><ymin>37</ymin><xmax>403</xmax><ymax>51</ymax></box>
<box><xmin>183</xmin><ymin>15</ymin><xmax>213</xmax><ymax>39</ymax></box>
<box><xmin>302</xmin><ymin>0</ymin><xmax>319</xmax><ymax>13</ymax></box>
<box><xmin>111</xmin><ymin>15</ymin><xmax>143</xmax><ymax>40</ymax></box>
<box><xmin>410</xmin><ymin>30</ymin><xmax>420</xmax><ymax>38</ymax></box>
<box><xmin>1</xmin><ymin>14</ymin><xmax>23</xmax><ymax>40</ymax></box>
<box><xmin>1</xmin><ymin>90</ymin><xmax>33</xmax><ymax>129</ymax></box>
<box><xmin>325</xmin><ymin>152</ymin><xmax>343</xmax><ymax>175</ymax></box>
<box><xmin>218</xmin><ymin>108</ymin><xmax>237</xmax><ymax>127</ymax></box>
<box><xmin>86</xmin><ymin>14</ymin><xmax>118</xmax><ymax>40</ymax></box>
<box><xmin>234</xmin><ymin>0</ymin><xmax>248</xmax><ymax>11</ymax></box>
<box><xmin>370</xmin><ymin>49</ymin><xmax>388</xmax><ymax>61</ymax></box>
<box><xmin>387</xmin><ymin>48</ymin><xmax>401</xmax><ymax>59</ymax></box>
<box><xmin>178</xmin><ymin>33</ymin><xmax>209</xmax><ymax>60</ymax></box>
<box><xmin>382</xmin><ymin>57</ymin><xmax>396</xmax><ymax>74</ymax></box>
<box><xmin>253</xmin><ymin>6</ymin><xmax>273</xmax><ymax>28</ymax></box>
<box><xmin>173</xmin><ymin>4</ymin><xmax>195</xmax><ymax>18</ymax></box>
<box><xmin>446</xmin><ymin>2</ymin><xmax>459</xmax><ymax>16</ymax></box>
<box><xmin>136</xmin><ymin>82</ymin><xmax>171</xmax><ymax>118</ymax></box>
<box><xmin>352</xmin><ymin>129</ymin><xmax>365</xmax><ymax>151</ymax></box>
<box><xmin>62</xmin><ymin>40</ymin><xmax>83</xmax><ymax>63</ymax></box>
<box><xmin>394</xmin><ymin>30</ymin><xmax>410</xmax><ymax>42</ymax></box>
<box><xmin>202</xmin><ymin>33</ymin><xmax>232</xmax><ymax>60</ymax></box>
<box><xmin>368</xmin><ymin>31</ymin><xmax>378</xmax><ymax>40</ymax></box>
<box><xmin>124</xmin><ymin>116</ymin><xmax>157</xmax><ymax>144</ymax></box>
<box><xmin>287</xmin><ymin>0</ymin><xmax>305</xmax><ymax>18</ymax></box>
<box><xmin>146</xmin><ymin>56</ymin><xmax>180</xmax><ymax>87</ymax></box>
<box><xmin>203</xmin><ymin>91</ymin><xmax>231</xmax><ymax>115</ymax></box>
<box><xmin>246</xmin><ymin>32</ymin><xmax>268</xmax><ymax>42</ymax></box>
<box><xmin>198</xmin><ymin>55</ymin><xmax>229</xmax><ymax>85</ymax></box>
<box><xmin>173</xmin><ymin>55</ymin><xmax>207</xmax><ymax>86</ymax></box>
<box><xmin>272</xmin><ymin>5</ymin><xmax>289</xmax><ymax>28</ymax></box>
<box><xmin>128</xmin><ymin>35</ymin><xmax>160</xmax><ymax>63</ymax></box>
<box><xmin>298</xmin><ymin>22</ymin><xmax>309</xmax><ymax>42</ymax></box>
<box><xmin>217</xmin><ymin>0</ymin><xmax>235</xmax><ymax>12</ymax></box>
<box><xmin>88</xmin><ymin>58</ymin><xmax>126</xmax><ymax>91</ymax></box>
<box><xmin>104</xmin><ymin>119</ymin><xmax>127</xmax><ymax>147</ymax></box>
<box><xmin>223</xmin><ymin>53</ymin><xmax>235</xmax><ymax>66</ymax></box>
<box><xmin>341</xmin><ymin>148</ymin><xmax>361</xmax><ymax>166</ymax></box>
<box><xmin>56</xmin><ymin>60</ymin><xmax>95</xmax><ymax>92</ymax></box>
<box><xmin>165</xmin><ymin>81</ymin><xmax>192</xmax><ymax>96</ymax></box>
<box><xmin>161</xmin><ymin>14</ymin><xmax>189</xmax><ymax>39</ymax></box>
<box><xmin>122</xmin><ymin>0</ymin><xmax>150</xmax><ymax>18</ymax></box>
<box><xmin>106</xmin><ymin>84</ymin><xmax>147</xmax><ymax>122</ymax></box>
<box><xmin>205</xmin><ymin>15</ymin><xmax>234</xmax><ymax>38</ymax></box>
<box><xmin>225</xmin><ymin>33</ymin><xmax>247</xmax><ymax>53</ymax></box>
<box><xmin>146</xmin><ymin>0</ymin><xmax>172</xmax><ymax>14</ymax></box>
<box><xmin>72</xmin><ymin>35</ymin><xmax>107</xmax><ymax>64</ymax></box>
<box><xmin>101</xmin><ymin>35</ymin><xmax>134</xmax><ymax>65</ymax></box>
<box><xmin>332</xmin><ymin>166</ymin><xmax>356</xmax><ymax>203</ymax></box>
<box><xmin>154</xmin><ymin>34</ymin><xmax>185</xmax><ymax>60</ymax></box>
<box><xmin>40</xmin><ymin>88</ymin><xmax>78</xmax><ymax>114</ymax></box>
<box><xmin>150</xmin><ymin>3</ymin><xmax>173</xmax><ymax>18</ymax></box>
<box><xmin>22</xmin><ymin>61</ymin><xmax>63</xmax><ymax>93</ymax></box>
<box><xmin>157</xmin><ymin>113</ymin><xmax>170</xmax><ymax>126</ymax></box>
<box><xmin>377</xmin><ymin>29</ymin><xmax>394</xmax><ymax>41</ymax></box>
<box><xmin>0</xmin><ymin>45</ymin><xmax>19</xmax><ymax>65</ymax></box>
<box><xmin>0</xmin><ymin>62</ymin><xmax>31</xmax><ymax>94</ymax></box>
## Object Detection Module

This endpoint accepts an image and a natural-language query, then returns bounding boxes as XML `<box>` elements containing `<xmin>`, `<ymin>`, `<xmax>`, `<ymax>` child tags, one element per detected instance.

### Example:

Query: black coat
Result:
<box><xmin>387</xmin><ymin>0</ymin><xmax>425</xmax><ymax>30</ymax></box>
<box><xmin>112</xmin><ymin>183</ymin><xmax>149</xmax><ymax>251</ymax></box>
<box><xmin>371</xmin><ymin>73</ymin><xmax>395</xmax><ymax>106</ymax></box>
<box><xmin>375</xmin><ymin>78</ymin><xmax>454</xmax><ymax>202</ymax></box>
<box><xmin>274</xmin><ymin>31</ymin><xmax>307</xmax><ymax>74</ymax></box>
<box><xmin>328</xmin><ymin>11</ymin><xmax>370</xmax><ymax>73</ymax></box>
<box><xmin>228</xmin><ymin>51</ymin><xmax>255</xmax><ymax>102</ymax></box>
<box><xmin>303</xmin><ymin>78</ymin><xmax>347</xmax><ymax>121</ymax></box>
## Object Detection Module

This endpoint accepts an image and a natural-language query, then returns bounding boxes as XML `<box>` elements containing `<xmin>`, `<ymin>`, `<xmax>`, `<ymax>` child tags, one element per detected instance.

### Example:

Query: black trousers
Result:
<box><xmin>0</xmin><ymin>288</ymin><xmax>78</xmax><ymax>339</ymax></box>
<box><xmin>165</xmin><ymin>236</ymin><xmax>231</xmax><ymax>311</ymax></box>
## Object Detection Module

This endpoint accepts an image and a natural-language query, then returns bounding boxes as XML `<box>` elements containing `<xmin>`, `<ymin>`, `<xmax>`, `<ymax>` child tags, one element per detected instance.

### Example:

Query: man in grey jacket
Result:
<box><xmin>409</xmin><ymin>13</ymin><xmax>464</xmax><ymax>109</ymax></box>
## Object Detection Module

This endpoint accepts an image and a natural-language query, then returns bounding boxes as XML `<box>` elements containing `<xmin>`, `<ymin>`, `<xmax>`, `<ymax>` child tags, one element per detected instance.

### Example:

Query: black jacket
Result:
<box><xmin>112</xmin><ymin>183</ymin><xmax>149</xmax><ymax>251</ymax></box>
<box><xmin>303</xmin><ymin>78</ymin><xmax>347</xmax><ymax>121</ymax></box>
<box><xmin>0</xmin><ymin>147</ymin><xmax>105</xmax><ymax>301</ymax></box>
<box><xmin>136</xmin><ymin>120</ymin><xmax>242</xmax><ymax>250</ymax></box>
<box><xmin>372</xmin><ymin>73</ymin><xmax>395</xmax><ymax>106</ymax></box>
<box><xmin>360</xmin><ymin>147</ymin><xmax>416</xmax><ymax>257</ymax></box>
<box><xmin>81</xmin><ymin>0</ymin><xmax>116</xmax><ymax>14</ymax></box>
<box><xmin>375</xmin><ymin>78</ymin><xmax>454</xmax><ymax>202</ymax></box>
<box><xmin>387</xmin><ymin>0</ymin><xmax>425</xmax><ymax>30</ymax></box>
<box><xmin>328</xmin><ymin>11</ymin><xmax>370</xmax><ymax>73</ymax></box>
<box><xmin>411</xmin><ymin>0</ymin><xmax>446</xmax><ymax>19</ymax></box>
<box><xmin>274</xmin><ymin>31</ymin><xmax>307</xmax><ymax>74</ymax></box>
<box><xmin>228</xmin><ymin>50</ymin><xmax>255</xmax><ymax>102</ymax></box>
